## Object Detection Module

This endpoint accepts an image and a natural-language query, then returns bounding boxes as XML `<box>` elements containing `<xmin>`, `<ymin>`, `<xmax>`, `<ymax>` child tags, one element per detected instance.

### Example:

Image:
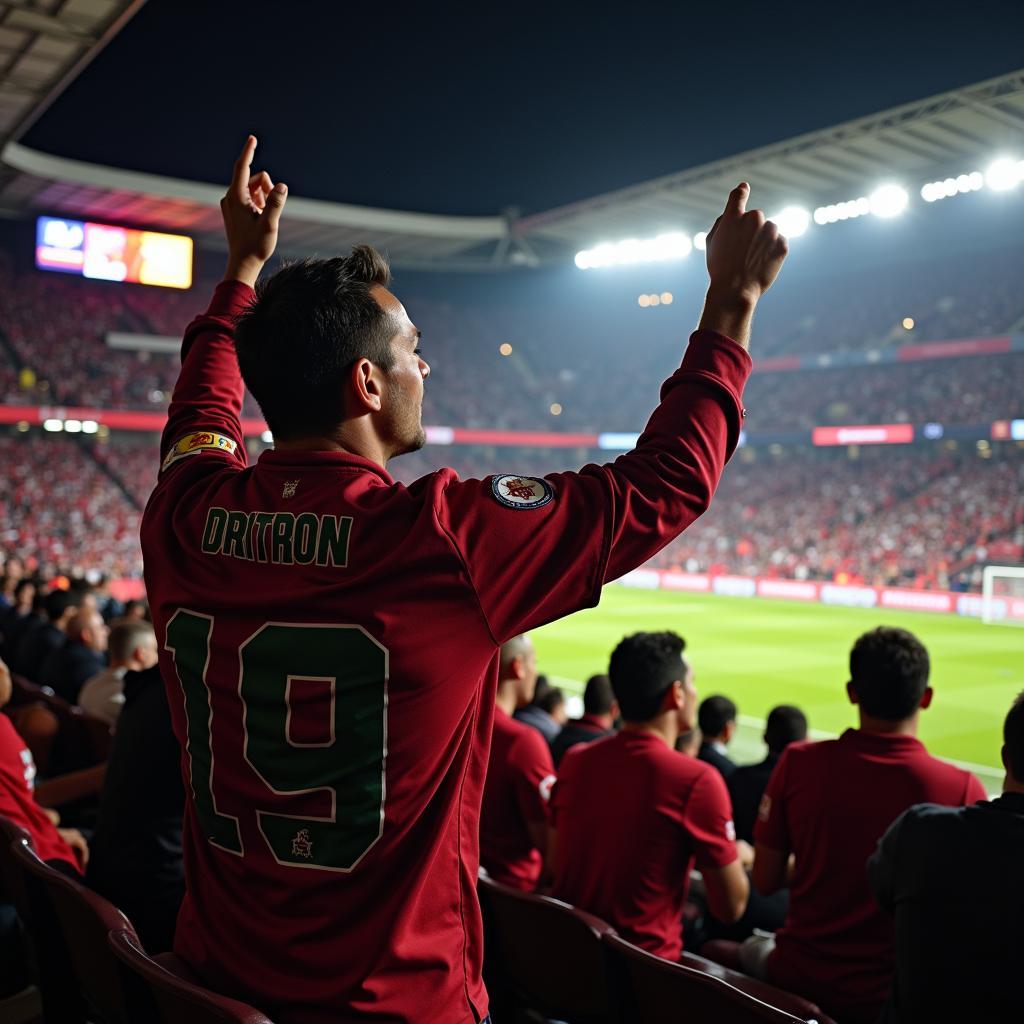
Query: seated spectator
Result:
<box><xmin>0</xmin><ymin>657</ymin><xmax>87</xmax><ymax>873</ymax></box>
<box><xmin>39</xmin><ymin>606</ymin><xmax>108</xmax><ymax>704</ymax></box>
<box><xmin>747</xmin><ymin>627</ymin><xmax>987</xmax><ymax>1024</ymax></box>
<box><xmin>867</xmin><ymin>691</ymin><xmax>1023</xmax><ymax>1023</ymax></box>
<box><xmin>480</xmin><ymin>635</ymin><xmax>556</xmax><ymax>891</ymax></box>
<box><xmin>514</xmin><ymin>674</ymin><xmax>563</xmax><ymax>746</ymax></box>
<box><xmin>551</xmin><ymin>632</ymin><xmax>747</xmax><ymax>959</ymax></box>
<box><xmin>729</xmin><ymin>705</ymin><xmax>808</xmax><ymax>843</ymax></box>
<box><xmin>0</xmin><ymin>556</ymin><xmax>24</xmax><ymax>612</ymax></box>
<box><xmin>0</xmin><ymin>578</ymin><xmax>36</xmax><ymax>665</ymax></box>
<box><xmin>698</xmin><ymin>695</ymin><xmax>738</xmax><ymax>780</ymax></box>
<box><xmin>79</xmin><ymin>620</ymin><xmax>159</xmax><ymax>726</ymax></box>
<box><xmin>15</xmin><ymin>587</ymin><xmax>89</xmax><ymax>682</ymax></box>
<box><xmin>87</xmin><ymin>665</ymin><xmax>185</xmax><ymax>953</ymax></box>
<box><xmin>551</xmin><ymin>674</ymin><xmax>618</xmax><ymax>766</ymax></box>
<box><xmin>536</xmin><ymin>686</ymin><xmax>567</xmax><ymax>729</ymax></box>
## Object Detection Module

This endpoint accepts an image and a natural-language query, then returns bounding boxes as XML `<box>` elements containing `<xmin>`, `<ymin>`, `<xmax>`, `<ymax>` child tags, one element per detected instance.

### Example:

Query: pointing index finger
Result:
<box><xmin>232</xmin><ymin>135</ymin><xmax>257</xmax><ymax>199</ymax></box>
<box><xmin>724</xmin><ymin>181</ymin><xmax>750</xmax><ymax>218</ymax></box>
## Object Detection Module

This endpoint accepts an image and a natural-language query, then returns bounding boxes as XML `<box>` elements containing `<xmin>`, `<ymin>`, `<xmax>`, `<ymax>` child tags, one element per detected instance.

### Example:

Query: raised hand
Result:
<box><xmin>698</xmin><ymin>183</ymin><xmax>789</xmax><ymax>348</ymax></box>
<box><xmin>705</xmin><ymin>183</ymin><xmax>788</xmax><ymax>304</ymax></box>
<box><xmin>221</xmin><ymin>135</ymin><xmax>288</xmax><ymax>288</ymax></box>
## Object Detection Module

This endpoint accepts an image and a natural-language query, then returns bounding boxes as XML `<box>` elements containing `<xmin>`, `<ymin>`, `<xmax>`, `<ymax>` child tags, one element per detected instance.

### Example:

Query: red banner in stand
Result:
<box><xmin>812</xmin><ymin>424</ymin><xmax>915</xmax><ymax>446</ymax></box>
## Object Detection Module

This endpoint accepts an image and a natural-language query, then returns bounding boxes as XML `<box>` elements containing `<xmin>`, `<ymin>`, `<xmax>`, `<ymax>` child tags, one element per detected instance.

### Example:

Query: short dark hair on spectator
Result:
<box><xmin>698</xmin><ymin>695</ymin><xmax>737</xmax><ymax>738</ymax></box>
<box><xmin>609</xmin><ymin>631</ymin><xmax>687</xmax><ymax>723</ymax></box>
<box><xmin>1004</xmin><ymin>691</ymin><xmax>1024</xmax><ymax>782</ymax></box>
<box><xmin>109</xmin><ymin>621</ymin><xmax>156</xmax><ymax>663</ymax></box>
<box><xmin>583</xmin><ymin>674</ymin><xmax>615</xmax><ymax>716</ymax></box>
<box><xmin>234</xmin><ymin>248</ymin><xmax>395</xmax><ymax>441</ymax></box>
<box><xmin>530</xmin><ymin>675</ymin><xmax>551</xmax><ymax>705</ymax></box>
<box><xmin>44</xmin><ymin>588</ymin><xmax>81</xmax><ymax>623</ymax></box>
<box><xmin>536</xmin><ymin>687</ymin><xmax>564</xmax><ymax>716</ymax></box>
<box><xmin>765</xmin><ymin>704</ymin><xmax>808</xmax><ymax>754</ymax></box>
<box><xmin>850</xmin><ymin>626</ymin><xmax>930</xmax><ymax>720</ymax></box>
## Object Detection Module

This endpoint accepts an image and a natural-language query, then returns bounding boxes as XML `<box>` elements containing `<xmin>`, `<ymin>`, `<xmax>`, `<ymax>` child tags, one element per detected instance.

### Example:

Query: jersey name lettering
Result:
<box><xmin>200</xmin><ymin>507</ymin><xmax>352</xmax><ymax>567</ymax></box>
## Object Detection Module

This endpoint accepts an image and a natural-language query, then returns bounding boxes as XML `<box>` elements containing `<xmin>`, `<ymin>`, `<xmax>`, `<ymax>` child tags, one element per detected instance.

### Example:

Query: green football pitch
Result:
<box><xmin>532</xmin><ymin>587</ymin><xmax>1024</xmax><ymax>792</ymax></box>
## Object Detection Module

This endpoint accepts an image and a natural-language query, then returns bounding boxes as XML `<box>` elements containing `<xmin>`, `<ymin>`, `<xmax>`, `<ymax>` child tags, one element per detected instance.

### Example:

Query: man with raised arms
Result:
<box><xmin>141</xmin><ymin>136</ymin><xmax>787</xmax><ymax>1023</ymax></box>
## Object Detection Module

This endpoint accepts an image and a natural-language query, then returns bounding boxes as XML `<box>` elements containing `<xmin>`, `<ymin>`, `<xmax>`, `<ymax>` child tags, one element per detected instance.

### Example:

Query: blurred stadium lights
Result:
<box><xmin>770</xmin><ymin>206</ymin><xmax>811</xmax><ymax>238</ymax></box>
<box><xmin>81</xmin><ymin>420</ymin><xmax>98</xmax><ymax>433</ymax></box>
<box><xmin>499</xmin><ymin>342</ymin><xmax>513</xmax><ymax>356</ymax></box>
<box><xmin>42</xmin><ymin>418</ymin><xmax>63</xmax><ymax>431</ymax></box>
<box><xmin>261</xmin><ymin>430</ymin><xmax>274</xmax><ymax>443</ymax></box>
<box><xmin>577</xmin><ymin>156</ymin><xmax>1022</xmax><ymax>268</ymax></box>
<box><xmin>985</xmin><ymin>157</ymin><xmax>1024</xmax><ymax>191</ymax></box>
<box><xmin>574</xmin><ymin>231</ymin><xmax>692</xmax><ymax>269</ymax></box>
<box><xmin>63</xmin><ymin>419</ymin><xmax>82</xmax><ymax>433</ymax></box>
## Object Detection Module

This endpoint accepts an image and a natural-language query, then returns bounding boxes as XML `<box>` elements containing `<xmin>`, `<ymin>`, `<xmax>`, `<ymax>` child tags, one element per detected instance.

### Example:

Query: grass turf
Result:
<box><xmin>532</xmin><ymin>586</ymin><xmax>1024</xmax><ymax>788</ymax></box>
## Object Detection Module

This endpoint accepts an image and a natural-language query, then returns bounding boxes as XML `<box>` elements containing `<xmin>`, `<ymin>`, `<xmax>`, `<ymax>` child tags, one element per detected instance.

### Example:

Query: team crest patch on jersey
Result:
<box><xmin>539</xmin><ymin>774</ymin><xmax>556</xmax><ymax>803</ymax></box>
<box><xmin>282</xmin><ymin>479</ymin><xmax>299</xmax><ymax>499</ymax></box>
<box><xmin>291</xmin><ymin>828</ymin><xmax>313</xmax><ymax>859</ymax></box>
<box><xmin>161</xmin><ymin>430</ymin><xmax>237</xmax><ymax>471</ymax></box>
<box><xmin>491</xmin><ymin>474</ymin><xmax>553</xmax><ymax>510</ymax></box>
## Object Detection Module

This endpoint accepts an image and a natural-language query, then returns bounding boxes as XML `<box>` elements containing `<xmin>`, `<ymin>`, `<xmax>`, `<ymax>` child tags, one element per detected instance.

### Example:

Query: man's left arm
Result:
<box><xmin>158</xmin><ymin>136</ymin><xmax>287</xmax><ymax>475</ymax></box>
<box><xmin>752</xmin><ymin>749</ymin><xmax>792</xmax><ymax>895</ymax></box>
<box><xmin>867</xmin><ymin>809</ymin><xmax>908</xmax><ymax>914</ymax></box>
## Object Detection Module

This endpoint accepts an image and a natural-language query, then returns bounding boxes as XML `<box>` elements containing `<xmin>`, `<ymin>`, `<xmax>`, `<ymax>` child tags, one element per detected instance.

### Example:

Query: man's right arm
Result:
<box><xmin>438</xmin><ymin>184</ymin><xmax>788</xmax><ymax>643</ymax></box>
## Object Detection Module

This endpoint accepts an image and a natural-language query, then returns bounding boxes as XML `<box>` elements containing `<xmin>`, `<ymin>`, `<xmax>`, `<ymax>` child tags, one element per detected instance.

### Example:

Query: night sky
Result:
<box><xmin>22</xmin><ymin>0</ymin><xmax>1024</xmax><ymax>217</ymax></box>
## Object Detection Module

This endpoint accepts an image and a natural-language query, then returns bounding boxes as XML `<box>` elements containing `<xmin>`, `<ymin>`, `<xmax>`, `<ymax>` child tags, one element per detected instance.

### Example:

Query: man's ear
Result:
<box><xmin>350</xmin><ymin>358</ymin><xmax>384</xmax><ymax>413</ymax></box>
<box><xmin>661</xmin><ymin>680</ymin><xmax>684</xmax><ymax>713</ymax></box>
<box><xmin>846</xmin><ymin>680</ymin><xmax>858</xmax><ymax>706</ymax></box>
<box><xmin>919</xmin><ymin>686</ymin><xmax>933</xmax><ymax>710</ymax></box>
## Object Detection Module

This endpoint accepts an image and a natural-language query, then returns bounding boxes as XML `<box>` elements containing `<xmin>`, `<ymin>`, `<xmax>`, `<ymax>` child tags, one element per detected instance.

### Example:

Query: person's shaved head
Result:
<box><xmin>68</xmin><ymin>609</ymin><xmax>108</xmax><ymax>652</ymax></box>
<box><xmin>498</xmin><ymin>634</ymin><xmax>539</xmax><ymax>708</ymax></box>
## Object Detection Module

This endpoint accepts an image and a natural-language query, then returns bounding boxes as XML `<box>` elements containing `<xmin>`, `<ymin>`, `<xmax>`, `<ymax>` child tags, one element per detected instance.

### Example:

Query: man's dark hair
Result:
<box><xmin>44</xmin><ymin>588</ymin><xmax>82</xmax><ymax>623</ymax></box>
<box><xmin>698</xmin><ymin>696</ymin><xmax>737</xmax><ymax>738</ymax></box>
<box><xmin>849</xmin><ymin>626</ymin><xmax>930</xmax><ymax>721</ymax></box>
<box><xmin>583</xmin><ymin>674</ymin><xmax>615</xmax><ymax>716</ymax></box>
<box><xmin>1004</xmin><ymin>691</ymin><xmax>1024</xmax><ymax>782</ymax></box>
<box><xmin>13</xmin><ymin>578</ymin><xmax>34</xmax><ymax>600</ymax></box>
<box><xmin>530</xmin><ymin>675</ymin><xmax>551</xmax><ymax>705</ymax></box>
<box><xmin>234</xmin><ymin>248</ymin><xmax>395</xmax><ymax>441</ymax></box>
<box><xmin>608</xmin><ymin>631</ymin><xmax>687</xmax><ymax>723</ymax></box>
<box><xmin>765</xmin><ymin>704</ymin><xmax>808</xmax><ymax>755</ymax></box>
<box><xmin>536</xmin><ymin>687</ymin><xmax>564</xmax><ymax>716</ymax></box>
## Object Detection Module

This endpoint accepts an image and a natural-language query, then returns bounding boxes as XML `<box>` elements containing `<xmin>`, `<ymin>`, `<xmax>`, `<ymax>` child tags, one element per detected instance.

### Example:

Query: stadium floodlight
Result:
<box><xmin>693</xmin><ymin>231</ymin><xmax>708</xmax><ymax>251</ymax></box>
<box><xmin>869</xmin><ymin>185</ymin><xmax>909</xmax><ymax>218</ymax></box>
<box><xmin>922</xmin><ymin>171</ymin><xmax>984</xmax><ymax>202</ymax></box>
<box><xmin>813</xmin><ymin>197</ymin><xmax>870</xmax><ymax>225</ymax></box>
<box><xmin>81</xmin><ymin>420</ymin><xmax>98</xmax><ymax>434</ymax></box>
<box><xmin>985</xmin><ymin>157</ymin><xmax>1022</xmax><ymax>192</ymax></box>
<box><xmin>771</xmin><ymin>206</ymin><xmax>811</xmax><ymax>238</ymax></box>
<box><xmin>63</xmin><ymin>419</ymin><xmax>82</xmax><ymax>433</ymax></box>
<box><xmin>575</xmin><ymin>231</ymin><xmax>692</xmax><ymax>269</ymax></box>
<box><xmin>42</xmin><ymin>418</ymin><xmax>63</xmax><ymax>432</ymax></box>
<box><xmin>261</xmin><ymin>430</ymin><xmax>274</xmax><ymax>443</ymax></box>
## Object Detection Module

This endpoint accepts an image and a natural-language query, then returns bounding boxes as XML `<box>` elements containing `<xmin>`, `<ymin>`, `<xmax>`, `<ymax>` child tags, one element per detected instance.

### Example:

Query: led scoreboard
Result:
<box><xmin>35</xmin><ymin>216</ymin><xmax>193</xmax><ymax>289</ymax></box>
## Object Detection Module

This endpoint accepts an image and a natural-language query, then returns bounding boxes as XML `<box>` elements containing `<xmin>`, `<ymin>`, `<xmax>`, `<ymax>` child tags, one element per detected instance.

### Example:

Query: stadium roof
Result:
<box><xmin>0</xmin><ymin>48</ymin><xmax>1022</xmax><ymax>270</ymax></box>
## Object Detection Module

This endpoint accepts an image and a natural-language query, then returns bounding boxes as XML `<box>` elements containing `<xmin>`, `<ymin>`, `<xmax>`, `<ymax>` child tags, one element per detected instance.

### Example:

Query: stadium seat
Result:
<box><xmin>108</xmin><ymin>928</ymin><xmax>275</xmax><ymax>1023</ymax></box>
<box><xmin>478</xmin><ymin>872</ymin><xmax>615</xmax><ymax>1023</ymax></box>
<box><xmin>0</xmin><ymin>816</ymin><xmax>88</xmax><ymax>1022</ymax></box>
<box><xmin>10</xmin><ymin>826</ymin><xmax>133</xmax><ymax>1023</ymax></box>
<box><xmin>603</xmin><ymin>932</ymin><xmax>834</xmax><ymax>1024</ymax></box>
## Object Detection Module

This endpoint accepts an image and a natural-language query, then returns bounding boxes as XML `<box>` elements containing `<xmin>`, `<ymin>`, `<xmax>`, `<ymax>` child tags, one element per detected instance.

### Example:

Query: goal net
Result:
<box><xmin>981</xmin><ymin>566</ymin><xmax>1024</xmax><ymax>626</ymax></box>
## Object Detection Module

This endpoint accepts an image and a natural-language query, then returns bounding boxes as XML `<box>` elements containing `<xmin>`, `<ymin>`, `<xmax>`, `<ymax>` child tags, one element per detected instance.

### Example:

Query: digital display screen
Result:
<box><xmin>812</xmin><ymin>424</ymin><xmax>915</xmax><ymax>446</ymax></box>
<box><xmin>35</xmin><ymin>216</ymin><xmax>193</xmax><ymax>289</ymax></box>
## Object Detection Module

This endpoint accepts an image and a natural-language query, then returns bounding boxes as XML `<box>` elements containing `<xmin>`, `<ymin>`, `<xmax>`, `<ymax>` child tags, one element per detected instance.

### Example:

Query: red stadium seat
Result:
<box><xmin>604</xmin><ymin>932</ymin><xmax>835</xmax><ymax>1024</ymax></box>
<box><xmin>108</xmin><ymin>928</ymin><xmax>275</xmax><ymax>1024</ymax></box>
<box><xmin>0</xmin><ymin>815</ymin><xmax>89</xmax><ymax>1022</ymax></box>
<box><xmin>478</xmin><ymin>872</ymin><xmax>615</xmax><ymax>1023</ymax></box>
<box><xmin>11</xmin><ymin>829</ymin><xmax>137</xmax><ymax>1022</ymax></box>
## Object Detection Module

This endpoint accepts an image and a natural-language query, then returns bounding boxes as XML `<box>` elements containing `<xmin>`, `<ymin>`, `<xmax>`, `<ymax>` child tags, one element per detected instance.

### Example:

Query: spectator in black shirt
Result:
<box><xmin>697</xmin><ymin>695</ymin><xmax>738</xmax><ymax>781</ymax></box>
<box><xmin>867</xmin><ymin>692</ymin><xmax>1020</xmax><ymax>1023</ymax></box>
<box><xmin>39</xmin><ymin>607</ymin><xmax>108</xmax><ymax>704</ymax></box>
<box><xmin>551</xmin><ymin>674</ymin><xmax>618</xmax><ymax>766</ymax></box>
<box><xmin>515</xmin><ymin>675</ymin><xmax>563</xmax><ymax>747</ymax></box>
<box><xmin>87</xmin><ymin>665</ymin><xmax>185</xmax><ymax>953</ymax></box>
<box><xmin>15</xmin><ymin>588</ymin><xmax>88</xmax><ymax>681</ymax></box>
<box><xmin>729</xmin><ymin>705</ymin><xmax>808</xmax><ymax>842</ymax></box>
<box><xmin>0</xmin><ymin>579</ymin><xmax>37</xmax><ymax>665</ymax></box>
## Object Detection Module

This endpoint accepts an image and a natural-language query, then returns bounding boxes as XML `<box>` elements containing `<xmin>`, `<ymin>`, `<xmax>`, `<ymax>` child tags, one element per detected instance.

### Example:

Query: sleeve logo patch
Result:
<box><xmin>162</xmin><ymin>430</ymin><xmax>238</xmax><ymax>471</ymax></box>
<box><xmin>491</xmin><ymin>474</ymin><xmax>554</xmax><ymax>510</ymax></box>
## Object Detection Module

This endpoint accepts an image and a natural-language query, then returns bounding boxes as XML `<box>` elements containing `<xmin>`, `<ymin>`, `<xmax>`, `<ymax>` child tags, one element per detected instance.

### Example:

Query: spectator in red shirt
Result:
<box><xmin>551</xmin><ymin>673</ymin><xmax>618</xmax><ymax>766</ymax></box>
<box><xmin>480</xmin><ymin>635</ymin><xmax>556</xmax><ymax>891</ymax></box>
<box><xmin>748</xmin><ymin>627</ymin><xmax>987</xmax><ymax>1024</ymax></box>
<box><xmin>551</xmin><ymin>632</ymin><xmax>748</xmax><ymax>960</ymax></box>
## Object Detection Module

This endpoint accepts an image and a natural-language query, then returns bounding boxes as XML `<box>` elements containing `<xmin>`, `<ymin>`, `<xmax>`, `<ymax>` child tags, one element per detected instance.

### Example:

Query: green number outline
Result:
<box><xmin>164</xmin><ymin>608</ymin><xmax>244</xmax><ymax>856</ymax></box>
<box><xmin>238</xmin><ymin>621</ymin><xmax>389</xmax><ymax>873</ymax></box>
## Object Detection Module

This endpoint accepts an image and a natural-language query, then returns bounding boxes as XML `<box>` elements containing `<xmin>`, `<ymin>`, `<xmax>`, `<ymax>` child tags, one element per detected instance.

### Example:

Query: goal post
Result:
<box><xmin>981</xmin><ymin>566</ymin><xmax>1024</xmax><ymax>626</ymax></box>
